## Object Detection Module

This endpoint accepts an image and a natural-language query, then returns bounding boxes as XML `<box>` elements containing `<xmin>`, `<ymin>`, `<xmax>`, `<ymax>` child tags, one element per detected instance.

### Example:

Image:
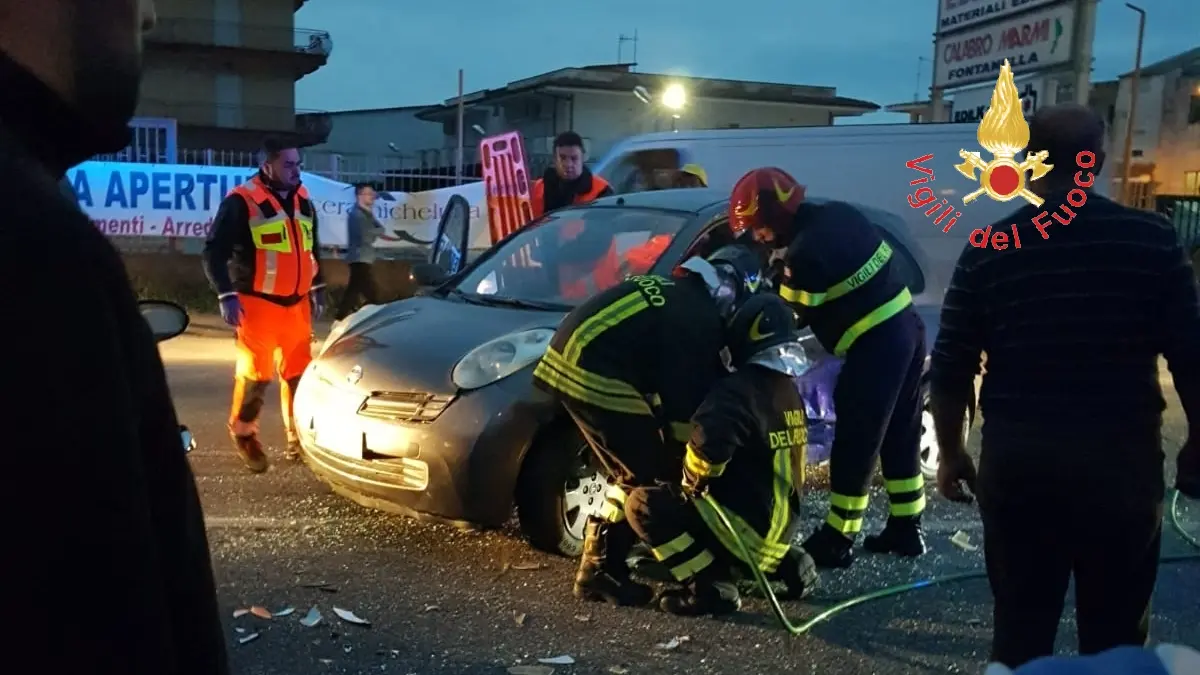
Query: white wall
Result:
<box><xmin>1111</xmin><ymin>70</ymin><xmax>1200</xmax><ymax>194</ymax></box>
<box><xmin>1112</xmin><ymin>74</ymin><xmax>1166</xmax><ymax>163</ymax></box>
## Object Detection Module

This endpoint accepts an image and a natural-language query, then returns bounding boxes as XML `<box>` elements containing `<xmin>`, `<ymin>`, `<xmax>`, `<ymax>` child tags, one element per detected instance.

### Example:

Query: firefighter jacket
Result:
<box><xmin>779</xmin><ymin>200</ymin><xmax>913</xmax><ymax>356</ymax></box>
<box><xmin>202</xmin><ymin>173</ymin><xmax>325</xmax><ymax>306</ymax></box>
<box><xmin>533</xmin><ymin>273</ymin><xmax>727</xmax><ymax>443</ymax></box>
<box><xmin>686</xmin><ymin>365</ymin><xmax>807</xmax><ymax>573</ymax></box>
<box><xmin>531</xmin><ymin>167</ymin><xmax>612</xmax><ymax>219</ymax></box>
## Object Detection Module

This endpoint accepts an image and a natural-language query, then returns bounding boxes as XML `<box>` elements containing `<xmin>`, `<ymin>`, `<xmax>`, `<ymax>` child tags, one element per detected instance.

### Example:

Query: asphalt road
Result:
<box><xmin>163</xmin><ymin>330</ymin><xmax>1200</xmax><ymax>675</ymax></box>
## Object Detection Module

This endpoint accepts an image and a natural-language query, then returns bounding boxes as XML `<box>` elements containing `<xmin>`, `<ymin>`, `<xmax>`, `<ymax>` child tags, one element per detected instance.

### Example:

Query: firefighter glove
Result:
<box><xmin>218</xmin><ymin>295</ymin><xmax>242</xmax><ymax>328</ymax></box>
<box><xmin>1177</xmin><ymin>436</ymin><xmax>1200</xmax><ymax>500</ymax></box>
<box><xmin>681</xmin><ymin>465</ymin><xmax>708</xmax><ymax>498</ymax></box>
<box><xmin>310</xmin><ymin>287</ymin><xmax>327</xmax><ymax>319</ymax></box>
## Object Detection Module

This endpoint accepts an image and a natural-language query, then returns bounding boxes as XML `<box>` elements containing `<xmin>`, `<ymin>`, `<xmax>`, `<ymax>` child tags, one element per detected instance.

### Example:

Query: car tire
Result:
<box><xmin>918</xmin><ymin>380</ymin><xmax>972</xmax><ymax>480</ymax></box>
<box><xmin>516</xmin><ymin>423</ymin><xmax>608</xmax><ymax>558</ymax></box>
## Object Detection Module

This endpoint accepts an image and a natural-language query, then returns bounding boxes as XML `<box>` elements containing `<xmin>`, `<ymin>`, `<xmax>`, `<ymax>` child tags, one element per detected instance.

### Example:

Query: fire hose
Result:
<box><xmin>701</xmin><ymin>489</ymin><xmax>1200</xmax><ymax>636</ymax></box>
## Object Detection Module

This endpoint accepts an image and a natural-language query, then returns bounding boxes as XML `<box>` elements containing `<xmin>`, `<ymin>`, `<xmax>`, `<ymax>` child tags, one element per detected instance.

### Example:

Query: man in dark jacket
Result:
<box><xmin>334</xmin><ymin>182</ymin><xmax>388</xmax><ymax>320</ymax></box>
<box><xmin>0</xmin><ymin>1</ymin><xmax>229</xmax><ymax>674</ymax></box>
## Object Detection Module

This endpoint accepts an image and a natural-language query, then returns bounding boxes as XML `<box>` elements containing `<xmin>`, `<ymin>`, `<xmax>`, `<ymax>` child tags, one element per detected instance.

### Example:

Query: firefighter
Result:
<box><xmin>530</xmin><ymin>131</ymin><xmax>612</xmax><ymax>219</ymax></box>
<box><xmin>674</xmin><ymin>163</ymin><xmax>708</xmax><ymax>188</ymax></box>
<box><xmin>728</xmin><ymin>167</ymin><xmax>927</xmax><ymax>569</ymax></box>
<box><xmin>202</xmin><ymin>138</ymin><xmax>326</xmax><ymax>473</ymax></box>
<box><xmin>532</xmin><ymin>245</ymin><xmax>764</xmax><ymax>606</ymax></box>
<box><xmin>625</xmin><ymin>293</ymin><xmax>819</xmax><ymax>615</ymax></box>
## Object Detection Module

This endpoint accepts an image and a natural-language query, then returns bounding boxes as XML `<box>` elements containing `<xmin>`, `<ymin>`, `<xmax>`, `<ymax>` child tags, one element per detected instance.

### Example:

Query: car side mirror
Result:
<box><xmin>139</xmin><ymin>300</ymin><xmax>190</xmax><ymax>342</ymax></box>
<box><xmin>181</xmin><ymin>425</ymin><xmax>196</xmax><ymax>453</ymax></box>
<box><xmin>410</xmin><ymin>262</ymin><xmax>449</xmax><ymax>287</ymax></box>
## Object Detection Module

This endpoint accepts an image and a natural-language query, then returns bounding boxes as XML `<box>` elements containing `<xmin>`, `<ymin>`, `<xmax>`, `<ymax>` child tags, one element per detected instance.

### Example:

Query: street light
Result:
<box><xmin>1120</xmin><ymin>2</ymin><xmax>1146</xmax><ymax>206</ymax></box>
<box><xmin>661</xmin><ymin>83</ymin><xmax>687</xmax><ymax>112</ymax></box>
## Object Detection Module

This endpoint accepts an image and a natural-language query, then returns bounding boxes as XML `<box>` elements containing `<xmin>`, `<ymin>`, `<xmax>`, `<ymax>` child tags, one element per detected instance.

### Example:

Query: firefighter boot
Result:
<box><xmin>775</xmin><ymin>547</ymin><xmax>820</xmax><ymax>601</ymax></box>
<box><xmin>282</xmin><ymin>376</ymin><xmax>303</xmax><ymax>461</ymax></box>
<box><xmin>802</xmin><ymin>524</ymin><xmax>855</xmax><ymax>569</ymax></box>
<box><xmin>863</xmin><ymin>516</ymin><xmax>927</xmax><ymax>557</ymax></box>
<box><xmin>574</xmin><ymin>518</ymin><xmax>654</xmax><ymax>607</ymax></box>
<box><xmin>659</xmin><ymin>567</ymin><xmax>741</xmax><ymax>617</ymax></box>
<box><xmin>230</xmin><ymin>378</ymin><xmax>270</xmax><ymax>473</ymax></box>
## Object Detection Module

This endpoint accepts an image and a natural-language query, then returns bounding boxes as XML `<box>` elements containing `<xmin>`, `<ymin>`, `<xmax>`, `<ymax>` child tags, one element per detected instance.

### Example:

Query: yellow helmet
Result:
<box><xmin>679</xmin><ymin>163</ymin><xmax>708</xmax><ymax>186</ymax></box>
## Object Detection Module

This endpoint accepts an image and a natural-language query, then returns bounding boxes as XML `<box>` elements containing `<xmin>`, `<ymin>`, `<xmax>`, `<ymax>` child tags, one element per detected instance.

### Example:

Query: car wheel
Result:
<box><xmin>516</xmin><ymin>424</ymin><xmax>608</xmax><ymax>557</ymax></box>
<box><xmin>919</xmin><ymin>381</ymin><xmax>970</xmax><ymax>480</ymax></box>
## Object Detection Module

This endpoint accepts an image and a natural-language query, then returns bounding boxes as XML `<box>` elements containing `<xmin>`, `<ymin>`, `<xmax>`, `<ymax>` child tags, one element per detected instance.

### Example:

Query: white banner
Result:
<box><xmin>68</xmin><ymin>161</ymin><xmax>490</xmax><ymax>251</ymax></box>
<box><xmin>951</xmin><ymin>75</ymin><xmax>1047</xmax><ymax>123</ymax></box>
<box><xmin>936</xmin><ymin>0</ymin><xmax>1064</xmax><ymax>35</ymax></box>
<box><xmin>933</xmin><ymin>2</ymin><xmax>1076</xmax><ymax>89</ymax></box>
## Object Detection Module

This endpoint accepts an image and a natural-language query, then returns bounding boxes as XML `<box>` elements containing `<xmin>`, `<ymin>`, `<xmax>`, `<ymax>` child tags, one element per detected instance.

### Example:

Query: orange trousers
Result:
<box><xmin>229</xmin><ymin>294</ymin><xmax>313</xmax><ymax>439</ymax></box>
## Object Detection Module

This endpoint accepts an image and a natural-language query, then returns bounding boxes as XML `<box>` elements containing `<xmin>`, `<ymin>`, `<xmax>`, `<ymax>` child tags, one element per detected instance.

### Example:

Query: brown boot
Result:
<box><xmin>230</xmin><ymin>378</ymin><xmax>270</xmax><ymax>473</ymax></box>
<box><xmin>573</xmin><ymin>518</ymin><xmax>654</xmax><ymax>607</ymax></box>
<box><xmin>231</xmin><ymin>432</ymin><xmax>269</xmax><ymax>473</ymax></box>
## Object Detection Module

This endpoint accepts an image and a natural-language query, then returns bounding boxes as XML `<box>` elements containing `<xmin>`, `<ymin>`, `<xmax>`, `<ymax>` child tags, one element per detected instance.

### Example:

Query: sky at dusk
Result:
<box><xmin>295</xmin><ymin>0</ymin><xmax>1198</xmax><ymax>123</ymax></box>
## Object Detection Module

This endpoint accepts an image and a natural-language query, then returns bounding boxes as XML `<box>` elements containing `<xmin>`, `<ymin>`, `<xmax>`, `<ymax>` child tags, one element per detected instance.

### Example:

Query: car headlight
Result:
<box><xmin>318</xmin><ymin>303</ymin><xmax>388</xmax><ymax>358</ymax></box>
<box><xmin>452</xmin><ymin>328</ymin><xmax>555</xmax><ymax>391</ymax></box>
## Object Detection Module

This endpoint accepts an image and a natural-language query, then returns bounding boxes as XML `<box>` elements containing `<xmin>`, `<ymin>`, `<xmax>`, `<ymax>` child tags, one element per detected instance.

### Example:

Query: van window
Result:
<box><xmin>601</xmin><ymin>149</ymin><xmax>682</xmax><ymax>194</ymax></box>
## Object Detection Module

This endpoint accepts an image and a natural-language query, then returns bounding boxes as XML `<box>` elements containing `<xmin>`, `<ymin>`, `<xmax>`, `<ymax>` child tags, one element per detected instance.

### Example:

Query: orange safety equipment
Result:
<box><xmin>728</xmin><ymin>167</ymin><xmax>806</xmax><ymax>241</ymax></box>
<box><xmin>228</xmin><ymin>294</ymin><xmax>313</xmax><ymax>439</ymax></box>
<box><xmin>230</xmin><ymin>176</ymin><xmax>320</xmax><ymax>298</ymax></box>
<box><xmin>559</xmin><ymin>234</ymin><xmax>674</xmax><ymax>301</ymax></box>
<box><xmin>531</xmin><ymin>173</ymin><xmax>613</xmax><ymax>220</ymax></box>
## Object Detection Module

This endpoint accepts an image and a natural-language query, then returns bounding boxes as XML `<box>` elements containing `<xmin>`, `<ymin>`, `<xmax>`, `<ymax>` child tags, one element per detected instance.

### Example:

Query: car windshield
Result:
<box><xmin>451</xmin><ymin>206</ymin><xmax>692</xmax><ymax>308</ymax></box>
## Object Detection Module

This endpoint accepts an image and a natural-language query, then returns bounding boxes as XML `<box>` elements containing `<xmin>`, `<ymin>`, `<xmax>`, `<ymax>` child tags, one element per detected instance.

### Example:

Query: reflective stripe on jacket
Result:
<box><xmin>231</xmin><ymin>177</ymin><xmax>318</xmax><ymax>297</ymax></box>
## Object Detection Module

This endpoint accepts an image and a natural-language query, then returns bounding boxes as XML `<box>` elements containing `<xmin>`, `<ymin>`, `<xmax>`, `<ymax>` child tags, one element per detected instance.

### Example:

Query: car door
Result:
<box><xmin>428</xmin><ymin>194</ymin><xmax>471</xmax><ymax>276</ymax></box>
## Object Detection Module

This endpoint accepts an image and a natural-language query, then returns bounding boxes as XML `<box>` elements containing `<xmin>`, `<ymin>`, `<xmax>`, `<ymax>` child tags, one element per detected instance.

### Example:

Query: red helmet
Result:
<box><xmin>728</xmin><ymin>168</ymin><xmax>806</xmax><ymax>243</ymax></box>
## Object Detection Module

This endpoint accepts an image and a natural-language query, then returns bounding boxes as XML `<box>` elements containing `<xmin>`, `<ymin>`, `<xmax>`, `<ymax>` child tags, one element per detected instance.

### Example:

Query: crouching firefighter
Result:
<box><xmin>531</xmin><ymin>245</ymin><xmax>764</xmax><ymax>606</ymax></box>
<box><xmin>202</xmin><ymin>139</ymin><xmax>327</xmax><ymax>473</ymax></box>
<box><xmin>625</xmin><ymin>294</ymin><xmax>819</xmax><ymax>615</ymax></box>
<box><xmin>729</xmin><ymin>167</ymin><xmax>928</xmax><ymax>569</ymax></box>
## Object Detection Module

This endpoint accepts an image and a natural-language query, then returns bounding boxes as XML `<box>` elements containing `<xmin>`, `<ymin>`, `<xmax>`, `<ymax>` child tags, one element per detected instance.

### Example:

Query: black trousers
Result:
<box><xmin>335</xmin><ymin>262</ymin><xmax>380</xmax><ymax>320</ymax></box>
<box><xmin>562</xmin><ymin>400</ymin><xmax>679</xmax><ymax>488</ymax></box>
<box><xmin>979</xmin><ymin>483</ymin><xmax>1162</xmax><ymax>667</ymax></box>
<box><xmin>625</xmin><ymin>485</ymin><xmax>726</xmax><ymax>582</ymax></box>
<box><xmin>825</xmin><ymin>309</ymin><xmax>926</xmax><ymax>535</ymax></box>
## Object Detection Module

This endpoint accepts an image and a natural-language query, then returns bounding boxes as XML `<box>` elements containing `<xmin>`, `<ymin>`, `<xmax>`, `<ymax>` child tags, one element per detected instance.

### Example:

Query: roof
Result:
<box><xmin>586</xmin><ymin>187</ymin><xmax>728</xmax><ymax>213</ymax></box>
<box><xmin>324</xmin><ymin>104</ymin><xmax>431</xmax><ymax>116</ymax></box>
<box><xmin>416</xmin><ymin>64</ymin><xmax>878</xmax><ymax>121</ymax></box>
<box><xmin>1121</xmin><ymin>46</ymin><xmax>1200</xmax><ymax>78</ymax></box>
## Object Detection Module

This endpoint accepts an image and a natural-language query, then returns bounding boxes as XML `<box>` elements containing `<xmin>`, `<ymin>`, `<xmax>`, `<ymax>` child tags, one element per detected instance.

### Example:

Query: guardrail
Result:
<box><xmin>146</xmin><ymin>18</ymin><xmax>332</xmax><ymax>57</ymax></box>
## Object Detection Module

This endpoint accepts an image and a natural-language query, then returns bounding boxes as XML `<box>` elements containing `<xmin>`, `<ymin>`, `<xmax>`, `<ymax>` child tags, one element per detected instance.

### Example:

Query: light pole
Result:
<box><xmin>660</xmin><ymin>83</ymin><xmax>686</xmax><ymax>131</ymax></box>
<box><xmin>1120</xmin><ymin>3</ymin><xmax>1146</xmax><ymax>206</ymax></box>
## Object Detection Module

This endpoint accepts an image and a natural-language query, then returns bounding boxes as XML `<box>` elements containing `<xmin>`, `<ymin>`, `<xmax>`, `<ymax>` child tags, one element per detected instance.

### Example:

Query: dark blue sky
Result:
<box><xmin>296</xmin><ymin>0</ymin><xmax>1197</xmax><ymax>122</ymax></box>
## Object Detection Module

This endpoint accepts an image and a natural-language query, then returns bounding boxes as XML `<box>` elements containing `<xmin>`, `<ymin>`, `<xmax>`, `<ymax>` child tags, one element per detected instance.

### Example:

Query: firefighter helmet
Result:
<box><xmin>679</xmin><ymin>244</ymin><xmax>763</xmax><ymax>319</ymax></box>
<box><xmin>726</xmin><ymin>293</ymin><xmax>809</xmax><ymax>375</ymax></box>
<box><xmin>728</xmin><ymin>167</ymin><xmax>806</xmax><ymax>243</ymax></box>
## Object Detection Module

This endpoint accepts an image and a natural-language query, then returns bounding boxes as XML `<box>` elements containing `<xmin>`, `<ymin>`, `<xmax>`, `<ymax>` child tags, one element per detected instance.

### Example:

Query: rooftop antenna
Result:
<box><xmin>618</xmin><ymin>30</ymin><xmax>639</xmax><ymax>70</ymax></box>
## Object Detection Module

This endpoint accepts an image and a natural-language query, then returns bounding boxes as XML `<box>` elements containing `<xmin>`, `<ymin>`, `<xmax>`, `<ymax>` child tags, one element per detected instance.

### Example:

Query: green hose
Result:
<box><xmin>701</xmin><ymin>489</ymin><xmax>1200</xmax><ymax>635</ymax></box>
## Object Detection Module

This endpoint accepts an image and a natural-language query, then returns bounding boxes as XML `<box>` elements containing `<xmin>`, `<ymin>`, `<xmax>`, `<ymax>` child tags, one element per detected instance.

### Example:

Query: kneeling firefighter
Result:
<box><xmin>728</xmin><ymin>167</ymin><xmax>928</xmax><ymax>569</ymax></box>
<box><xmin>531</xmin><ymin>245</ymin><xmax>764</xmax><ymax>606</ymax></box>
<box><xmin>625</xmin><ymin>293</ymin><xmax>819</xmax><ymax>615</ymax></box>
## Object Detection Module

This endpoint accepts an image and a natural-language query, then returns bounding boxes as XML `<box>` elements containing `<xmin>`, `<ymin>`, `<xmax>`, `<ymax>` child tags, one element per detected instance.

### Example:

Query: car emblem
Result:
<box><xmin>346</xmin><ymin>365</ymin><xmax>363</xmax><ymax>385</ymax></box>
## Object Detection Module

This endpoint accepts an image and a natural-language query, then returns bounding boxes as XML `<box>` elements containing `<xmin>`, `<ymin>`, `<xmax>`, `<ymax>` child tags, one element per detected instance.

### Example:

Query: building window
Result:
<box><xmin>1189</xmin><ymin>95</ymin><xmax>1200</xmax><ymax>125</ymax></box>
<box><xmin>1185</xmin><ymin>171</ymin><xmax>1200</xmax><ymax>196</ymax></box>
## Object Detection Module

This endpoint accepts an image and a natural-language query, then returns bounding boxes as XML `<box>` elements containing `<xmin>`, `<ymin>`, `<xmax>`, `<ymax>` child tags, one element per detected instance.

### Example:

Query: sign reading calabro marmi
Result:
<box><xmin>936</xmin><ymin>0</ymin><xmax>1063</xmax><ymax>35</ymax></box>
<box><xmin>933</xmin><ymin>1</ymin><xmax>1076</xmax><ymax>89</ymax></box>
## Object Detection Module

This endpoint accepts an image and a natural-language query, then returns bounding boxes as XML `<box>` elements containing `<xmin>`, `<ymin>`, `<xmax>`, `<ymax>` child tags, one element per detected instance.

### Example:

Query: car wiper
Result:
<box><xmin>467</xmin><ymin>294</ymin><xmax>569</xmax><ymax>311</ymax></box>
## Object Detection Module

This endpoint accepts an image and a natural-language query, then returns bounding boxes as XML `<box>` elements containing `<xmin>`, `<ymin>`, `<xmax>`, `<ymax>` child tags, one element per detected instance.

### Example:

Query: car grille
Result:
<box><xmin>358</xmin><ymin>391</ymin><xmax>453</xmax><ymax>423</ymax></box>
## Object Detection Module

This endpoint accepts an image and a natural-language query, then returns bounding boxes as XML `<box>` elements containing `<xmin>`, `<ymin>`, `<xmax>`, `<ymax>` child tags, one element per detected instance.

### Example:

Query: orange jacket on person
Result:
<box><xmin>531</xmin><ymin>168</ymin><xmax>613</xmax><ymax>220</ymax></box>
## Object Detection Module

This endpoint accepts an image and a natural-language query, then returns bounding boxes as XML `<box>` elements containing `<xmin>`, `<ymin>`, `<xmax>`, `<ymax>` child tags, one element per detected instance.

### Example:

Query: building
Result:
<box><xmin>306</xmin><ymin>63</ymin><xmax>879</xmax><ymax>184</ymax></box>
<box><xmin>1109</xmin><ymin>47</ymin><xmax>1200</xmax><ymax>196</ymax></box>
<box><xmin>124</xmin><ymin>0</ymin><xmax>333</xmax><ymax>160</ymax></box>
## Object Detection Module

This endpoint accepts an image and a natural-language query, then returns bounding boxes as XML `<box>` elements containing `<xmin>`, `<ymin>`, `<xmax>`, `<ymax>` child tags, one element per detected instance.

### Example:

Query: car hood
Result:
<box><xmin>316</xmin><ymin>295</ymin><xmax>565</xmax><ymax>395</ymax></box>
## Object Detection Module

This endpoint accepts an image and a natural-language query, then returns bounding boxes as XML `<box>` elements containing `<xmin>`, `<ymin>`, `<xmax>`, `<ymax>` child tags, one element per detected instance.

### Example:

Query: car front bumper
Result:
<box><xmin>296</xmin><ymin>366</ymin><xmax>555</xmax><ymax>528</ymax></box>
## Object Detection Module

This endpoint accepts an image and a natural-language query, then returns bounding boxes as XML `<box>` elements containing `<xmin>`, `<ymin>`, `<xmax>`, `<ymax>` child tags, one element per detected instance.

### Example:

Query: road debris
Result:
<box><xmin>507</xmin><ymin>667</ymin><xmax>554</xmax><ymax>675</ymax></box>
<box><xmin>573</xmin><ymin>614</ymin><xmax>591</xmax><ymax>622</ymax></box>
<box><xmin>273</xmin><ymin>607</ymin><xmax>295</xmax><ymax>617</ymax></box>
<box><xmin>300</xmin><ymin>606</ymin><xmax>323</xmax><ymax>628</ymax></box>
<box><xmin>538</xmin><ymin>655</ymin><xmax>575</xmax><ymax>665</ymax></box>
<box><xmin>333</xmin><ymin>607</ymin><xmax>371</xmax><ymax>626</ymax></box>
<box><xmin>513</xmin><ymin>611</ymin><xmax>527</xmax><ymax>627</ymax></box>
<box><xmin>237</xmin><ymin>632</ymin><xmax>260</xmax><ymax>645</ymax></box>
<box><xmin>232</xmin><ymin>609</ymin><xmax>249</xmax><ymax>618</ymax></box>
<box><xmin>423</xmin><ymin>605</ymin><xmax>440</xmax><ymax>612</ymax></box>
<box><xmin>950</xmin><ymin>530</ymin><xmax>978</xmax><ymax>552</ymax></box>
<box><xmin>319</xmin><ymin>659</ymin><xmax>333</xmax><ymax>666</ymax></box>
<box><xmin>655</xmin><ymin>635</ymin><xmax>691</xmax><ymax>650</ymax></box>
<box><xmin>343</xmin><ymin>643</ymin><xmax>353</xmax><ymax>654</ymax></box>
<box><xmin>249</xmin><ymin>606</ymin><xmax>273</xmax><ymax>619</ymax></box>
<box><xmin>608</xmin><ymin>667</ymin><xmax>629</xmax><ymax>674</ymax></box>
<box><xmin>511</xmin><ymin>562</ymin><xmax>546</xmax><ymax>571</ymax></box>
<box><xmin>234</xmin><ymin>627</ymin><xmax>246</xmax><ymax>634</ymax></box>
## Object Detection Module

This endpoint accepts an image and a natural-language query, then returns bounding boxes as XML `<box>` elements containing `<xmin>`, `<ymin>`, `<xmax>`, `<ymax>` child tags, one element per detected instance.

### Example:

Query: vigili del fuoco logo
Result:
<box><xmin>904</xmin><ymin>59</ymin><xmax>1098</xmax><ymax>250</ymax></box>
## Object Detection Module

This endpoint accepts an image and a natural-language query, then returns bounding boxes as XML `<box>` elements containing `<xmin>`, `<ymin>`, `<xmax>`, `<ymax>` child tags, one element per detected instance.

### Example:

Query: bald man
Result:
<box><xmin>930</xmin><ymin>104</ymin><xmax>1200</xmax><ymax>667</ymax></box>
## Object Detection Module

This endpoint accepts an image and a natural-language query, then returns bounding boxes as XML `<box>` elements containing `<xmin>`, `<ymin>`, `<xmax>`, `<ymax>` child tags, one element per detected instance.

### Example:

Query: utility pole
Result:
<box><xmin>618</xmin><ymin>30</ymin><xmax>639</xmax><ymax>67</ymax></box>
<box><xmin>914</xmin><ymin>56</ymin><xmax>928</xmax><ymax>102</ymax></box>
<box><xmin>1120</xmin><ymin>3</ymin><xmax>1146</xmax><ymax>206</ymax></box>
<box><xmin>455</xmin><ymin>69</ymin><xmax>465</xmax><ymax>186</ymax></box>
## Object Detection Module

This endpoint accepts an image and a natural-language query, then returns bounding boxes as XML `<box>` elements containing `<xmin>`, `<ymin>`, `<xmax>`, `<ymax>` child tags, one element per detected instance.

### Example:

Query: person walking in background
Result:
<box><xmin>1</xmin><ymin>0</ymin><xmax>229</xmax><ymax>672</ymax></box>
<box><xmin>335</xmin><ymin>182</ymin><xmax>387</xmax><ymax>320</ymax></box>
<box><xmin>202</xmin><ymin>137</ymin><xmax>328</xmax><ymax>473</ymax></box>
<box><xmin>530</xmin><ymin>131</ymin><xmax>612</xmax><ymax>218</ymax></box>
<box><xmin>930</xmin><ymin>104</ymin><xmax>1200</xmax><ymax>668</ymax></box>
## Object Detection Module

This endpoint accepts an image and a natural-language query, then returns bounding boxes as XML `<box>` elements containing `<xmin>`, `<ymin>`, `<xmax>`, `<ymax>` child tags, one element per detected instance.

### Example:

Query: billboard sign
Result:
<box><xmin>933</xmin><ymin>1</ymin><xmax>1076</xmax><ymax>89</ymax></box>
<box><xmin>936</xmin><ymin>0</ymin><xmax>1064</xmax><ymax>35</ymax></box>
<box><xmin>951</xmin><ymin>75</ymin><xmax>1047</xmax><ymax>123</ymax></box>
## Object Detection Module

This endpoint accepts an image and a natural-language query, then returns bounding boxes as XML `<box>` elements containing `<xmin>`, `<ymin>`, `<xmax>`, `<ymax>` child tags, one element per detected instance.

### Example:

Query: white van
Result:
<box><xmin>591</xmin><ymin>123</ymin><xmax>1111</xmax><ymax>303</ymax></box>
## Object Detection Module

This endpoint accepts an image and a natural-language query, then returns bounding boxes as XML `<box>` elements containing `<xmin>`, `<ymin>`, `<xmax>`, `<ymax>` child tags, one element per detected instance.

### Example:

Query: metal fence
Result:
<box><xmin>146</xmin><ymin>19</ymin><xmax>332</xmax><ymax>58</ymax></box>
<box><xmin>1155</xmin><ymin>194</ymin><xmax>1200</xmax><ymax>253</ymax></box>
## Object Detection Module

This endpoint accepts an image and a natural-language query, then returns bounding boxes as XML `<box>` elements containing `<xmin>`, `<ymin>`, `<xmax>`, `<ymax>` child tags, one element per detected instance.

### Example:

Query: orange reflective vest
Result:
<box><xmin>531</xmin><ymin>175</ymin><xmax>612</xmax><ymax>220</ymax></box>
<box><xmin>561</xmin><ymin>243</ymin><xmax>622</xmax><ymax>300</ymax></box>
<box><xmin>231</xmin><ymin>177</ymin><xmax>318</xmax><ymax>298</ymax></box>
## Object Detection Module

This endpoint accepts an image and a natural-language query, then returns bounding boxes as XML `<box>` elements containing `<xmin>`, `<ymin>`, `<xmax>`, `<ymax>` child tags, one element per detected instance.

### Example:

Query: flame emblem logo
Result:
<box><xmin>954</xmin><ymin>60</ymin><xmax>1054</xmax><ymax>207</ymax></box>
